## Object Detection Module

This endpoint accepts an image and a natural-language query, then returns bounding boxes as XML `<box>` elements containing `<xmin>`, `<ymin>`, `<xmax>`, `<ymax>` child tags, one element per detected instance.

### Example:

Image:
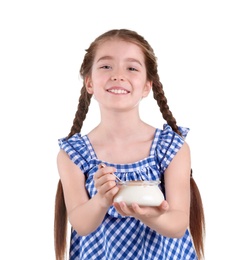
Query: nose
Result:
<box><xmin>111</xmin><ymin>76</ymin><xmax>124</xmax><ymax>81</ymax></box>
<box><xmin>110</xmin><ymin>69</ymin><xmax>125</xmax><ymax>81</ymax></box>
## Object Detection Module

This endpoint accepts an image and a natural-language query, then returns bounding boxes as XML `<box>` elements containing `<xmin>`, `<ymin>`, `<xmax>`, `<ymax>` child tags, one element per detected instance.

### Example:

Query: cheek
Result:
<box><xmin>91</xmin><ymin>73</ymin><xmax>109</xmax><ymax>87</ymax></box>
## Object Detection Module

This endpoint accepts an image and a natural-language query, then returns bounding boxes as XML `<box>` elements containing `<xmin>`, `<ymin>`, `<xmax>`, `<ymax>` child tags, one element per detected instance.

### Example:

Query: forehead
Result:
<box><xmin>94</xmin><ymin>39</ymin><xmax>145</xmax><ymax>63</ymax></box>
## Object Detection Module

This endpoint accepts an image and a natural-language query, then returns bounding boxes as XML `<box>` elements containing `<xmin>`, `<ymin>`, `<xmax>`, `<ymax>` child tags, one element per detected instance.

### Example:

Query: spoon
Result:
<box><xmin>100</xmin><ymin>163</ymin><xmax>123</xmax><ymax>182</ymax></box>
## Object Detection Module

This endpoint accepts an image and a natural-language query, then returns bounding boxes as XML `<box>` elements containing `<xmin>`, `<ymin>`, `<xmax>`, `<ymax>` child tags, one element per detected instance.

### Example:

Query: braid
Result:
<box><xmin>54</xmin><ymin>85</ymin><xmax>92</xmax><ymax>260</ymax></box>
<box><xmin>152</xmin><ymin>75</ymin><xmax>205</xmax><ymax>258</ymax></box>
<box><xmin>152</xmin><ymin>76</ymin><xmax>181</xmax><ymax>136</ymax></box>
<box><xmin>68</xmin><ymin>85</ymin><xmax>92</xmax><ymax>138</ymax></box>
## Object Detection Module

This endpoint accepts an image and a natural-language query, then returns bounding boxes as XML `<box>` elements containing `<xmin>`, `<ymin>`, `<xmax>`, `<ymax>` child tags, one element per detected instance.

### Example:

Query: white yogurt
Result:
<box><xmin>113</xmin><ymin>180</ymin><xmax>164</xmax><ymax>206</ymax></box>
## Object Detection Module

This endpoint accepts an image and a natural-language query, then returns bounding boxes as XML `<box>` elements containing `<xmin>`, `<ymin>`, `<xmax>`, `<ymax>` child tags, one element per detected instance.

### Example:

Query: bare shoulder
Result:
<box><xmin>166</xmin><ymin>141</ymin><xmax>191</xmax><ymax>176</ymax></box>
<box><xmin>56</xmin><ymin>149</ymin><xmax>83</xmax><ymax>180</ymax></box>
<box><xmin>57</xmin><ymin>149</ymin><xmax>69</xmax><ymax>164</ymax></box>
<box><xmin>178</xmin><ymin>141</ymin><xmax>190</xmax><ymax>156</ymax></box>
<box><xmin>56</xmin><ymin>149</ymin><xmax>71</xmax><ymax>172</ymax></box>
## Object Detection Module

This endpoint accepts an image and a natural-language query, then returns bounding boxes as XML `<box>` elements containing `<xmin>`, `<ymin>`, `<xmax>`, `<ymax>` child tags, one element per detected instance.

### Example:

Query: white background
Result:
<box><xmin>0</xmin><ymin>1</ymin><xmax>248</xmax><ymax>259</ymax></box>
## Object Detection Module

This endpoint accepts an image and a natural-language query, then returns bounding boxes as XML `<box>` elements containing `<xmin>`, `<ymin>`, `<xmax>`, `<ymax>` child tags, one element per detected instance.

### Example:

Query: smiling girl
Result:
<box><xmin>54</xmin><ymin>29</ymin><xmax>205</xmax><ymax>260</ymax></box>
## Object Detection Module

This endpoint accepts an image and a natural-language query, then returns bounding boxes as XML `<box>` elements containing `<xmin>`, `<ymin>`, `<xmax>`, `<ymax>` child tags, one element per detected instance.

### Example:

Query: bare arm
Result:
<box><xmin>57</xmin><ymin>150</ymin><xmax>119</xmax><ymax>236</ymax></box>
<box><xmin>114</xmin><ymin>141</ymin><xmax>191</xmax><ymax>238</ymax></box>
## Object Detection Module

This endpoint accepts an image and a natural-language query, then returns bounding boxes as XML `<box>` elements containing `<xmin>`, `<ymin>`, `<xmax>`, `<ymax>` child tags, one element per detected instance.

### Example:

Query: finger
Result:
<box><xmin>160</xmin><ymin>200</ymin><xmax>169</xmax><ymax>211</ymax></box>
<box><xmin>94</xmin><ymin>166</ymin><xmax>115</xmax><ymax>183</ymax></box>
<box><xmin>131</xmin><ymin>203</ymin><xmax>145</xmax><ymax>215</ymax></box>
<box><xmin>113</xmin><ymin>203</ymin><xmax>126</xmax><ymax>216</ymax></box>
<box><xmin>95</xmin><ymin>177</ymin><xmax>116</xmax><ymax>194</ymax></box>
<box><xmin>115</xmin><ymin>202</ymin><xmax>132</xmax><ymax>216</ymax></box>
<box><xmin>98</xmin><ymin>164</ymin><xmax>116</xmax><ymax>176</ymax></box>
<box><xmin>99</xmin><ymin>163</ymin><xmax>106</xmax><ymax>169</ymax></box>
<box><xmin>104</xmin><ymin>185</ymin><xmax>119</xmax><ymax>199</ymax></box>
<box><xmin>102</xmin><ymin>180</ymin><xmax>118</xmax><ymax>193</ymax></box>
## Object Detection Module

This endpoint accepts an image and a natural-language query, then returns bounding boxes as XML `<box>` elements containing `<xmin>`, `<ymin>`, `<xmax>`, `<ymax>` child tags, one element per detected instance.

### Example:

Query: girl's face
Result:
<box><xmin>86</xmin><ymin>39</ymin><xmax>152</xmax><ymax>112</ymax></box>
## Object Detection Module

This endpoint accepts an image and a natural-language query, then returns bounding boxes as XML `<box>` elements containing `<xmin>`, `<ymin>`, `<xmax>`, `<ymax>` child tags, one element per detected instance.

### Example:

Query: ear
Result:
<box><xmin>142</xmin><ymin>80</ymin><xmax>152</xmax><ymax>98</ymax></box>
<box><xmin>85</xmin><ymin>76</ymin><xmax>94</xmax><ymax>94</ymax></box>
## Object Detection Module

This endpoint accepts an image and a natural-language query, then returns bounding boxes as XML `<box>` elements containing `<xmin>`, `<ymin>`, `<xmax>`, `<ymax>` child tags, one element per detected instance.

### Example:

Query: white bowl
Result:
<box><xmin>113</xmin><ymin>180</ymin><xmax>164</xmax><ymax>206</ymax></box>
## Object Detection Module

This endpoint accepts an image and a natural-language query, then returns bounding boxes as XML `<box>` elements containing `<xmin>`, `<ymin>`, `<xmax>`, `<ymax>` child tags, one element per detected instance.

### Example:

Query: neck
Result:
<box><xmin>106</xmin><ymin>114</ymin><xmax>142</xmax><ymax>134</ymax></box>
<box><xmin>93</xmin><ymin>109</ymin><xmax>147</xmax><ymax>142</ymax></box>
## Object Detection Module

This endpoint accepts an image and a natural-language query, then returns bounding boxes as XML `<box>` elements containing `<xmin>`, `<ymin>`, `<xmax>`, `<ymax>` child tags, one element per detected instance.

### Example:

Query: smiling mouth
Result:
<box><xmin>107</xmin><ymin>89</ymin><xmax>130</xmax><ymax>94</ymax></box>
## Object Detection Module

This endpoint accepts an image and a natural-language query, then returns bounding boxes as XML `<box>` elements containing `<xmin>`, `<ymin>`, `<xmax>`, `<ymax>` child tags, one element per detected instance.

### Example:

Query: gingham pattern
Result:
<box><xmin>58</xmin><ymin>124</ymin><xmax>197</xmax><ymax>260</ymax></box>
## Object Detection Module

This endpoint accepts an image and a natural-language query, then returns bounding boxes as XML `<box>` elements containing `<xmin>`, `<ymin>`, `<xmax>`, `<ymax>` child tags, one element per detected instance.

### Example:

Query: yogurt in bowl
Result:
<box><xmin>113</xmin><ymin>180</ymin><xmax>164</xmax><ymax>206</ymax></box>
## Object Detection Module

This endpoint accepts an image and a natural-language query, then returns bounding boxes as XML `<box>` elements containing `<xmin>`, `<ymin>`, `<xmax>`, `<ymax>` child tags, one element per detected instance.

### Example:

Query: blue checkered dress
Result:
<box><xmin>58</xmin><ymin>124</ymin><xmax>197</xmax><ymax>260</ymax></box>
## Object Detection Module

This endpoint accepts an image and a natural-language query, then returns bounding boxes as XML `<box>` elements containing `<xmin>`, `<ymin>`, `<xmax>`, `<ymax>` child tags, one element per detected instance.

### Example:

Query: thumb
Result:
<box><xmin>99</xmin><ymin>163</ymin><xmax>106</xmax><ymax>169</ymax></box>
<box><xmin>160</xmin><ymin>200</ymin><xmax>169</xmax><ymax>211</ymax></box>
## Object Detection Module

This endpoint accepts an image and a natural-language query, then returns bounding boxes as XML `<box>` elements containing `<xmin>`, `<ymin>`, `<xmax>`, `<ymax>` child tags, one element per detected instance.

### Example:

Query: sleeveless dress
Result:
<box><xmin>58</xmin><ymin>124</ymin><xmax>197</xmax><ymax>260</ymax></box>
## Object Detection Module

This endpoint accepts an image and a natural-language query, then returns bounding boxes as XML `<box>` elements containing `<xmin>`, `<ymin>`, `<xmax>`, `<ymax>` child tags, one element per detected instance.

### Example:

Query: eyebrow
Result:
<box><xmin>96</xmin><ymin>56</ymin><xmax>143</xmax><ymax>66</ymax></box>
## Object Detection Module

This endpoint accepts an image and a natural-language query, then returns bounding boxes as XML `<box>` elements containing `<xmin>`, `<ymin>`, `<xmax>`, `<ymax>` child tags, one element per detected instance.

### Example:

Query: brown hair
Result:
<box><xmin>54</xmin><ymin>29</ymin><xmax>205</xmax><ymax>260</ymax></box>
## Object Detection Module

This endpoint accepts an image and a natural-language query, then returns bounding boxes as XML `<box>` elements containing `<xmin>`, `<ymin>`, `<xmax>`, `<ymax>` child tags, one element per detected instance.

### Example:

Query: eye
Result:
<box><xmin>128</xmin><ymin>67</ymin><xmax>138</xmax><ymax>71</ymax></box>
<box><xmin>100</xmin><ymin>65</ymin><xmax>112</xmax><ymax>69</ymax></box>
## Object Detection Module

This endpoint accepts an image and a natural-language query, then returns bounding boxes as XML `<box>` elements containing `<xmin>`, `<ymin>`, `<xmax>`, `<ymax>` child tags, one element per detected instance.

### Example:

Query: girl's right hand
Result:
<box><xmin>93</xmin><ymin>164</ymin><xmax>119</xmax><ymax>207</ymax></box>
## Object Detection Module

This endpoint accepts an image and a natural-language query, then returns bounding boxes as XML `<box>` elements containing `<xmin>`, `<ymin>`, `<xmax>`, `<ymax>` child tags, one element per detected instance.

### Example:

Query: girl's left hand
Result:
<box><xmin>113</xmin><ymin>200</ymin><xmax>169</xmax><ymax>220</ymax></box>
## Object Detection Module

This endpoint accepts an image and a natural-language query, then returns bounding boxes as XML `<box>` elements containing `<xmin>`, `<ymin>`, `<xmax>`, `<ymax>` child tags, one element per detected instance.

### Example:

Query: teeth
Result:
<box><xmin>108</xmin><ymin>89</ymin><xmax>128</xmax><ymax>94</ymax></box>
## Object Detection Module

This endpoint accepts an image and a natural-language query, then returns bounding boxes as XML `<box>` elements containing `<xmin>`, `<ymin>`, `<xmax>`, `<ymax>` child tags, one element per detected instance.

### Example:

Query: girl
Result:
<box><xmin>54</xmin><ymin>29</ymin><xmax>205</xmax><ymax>260</ymax></box>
